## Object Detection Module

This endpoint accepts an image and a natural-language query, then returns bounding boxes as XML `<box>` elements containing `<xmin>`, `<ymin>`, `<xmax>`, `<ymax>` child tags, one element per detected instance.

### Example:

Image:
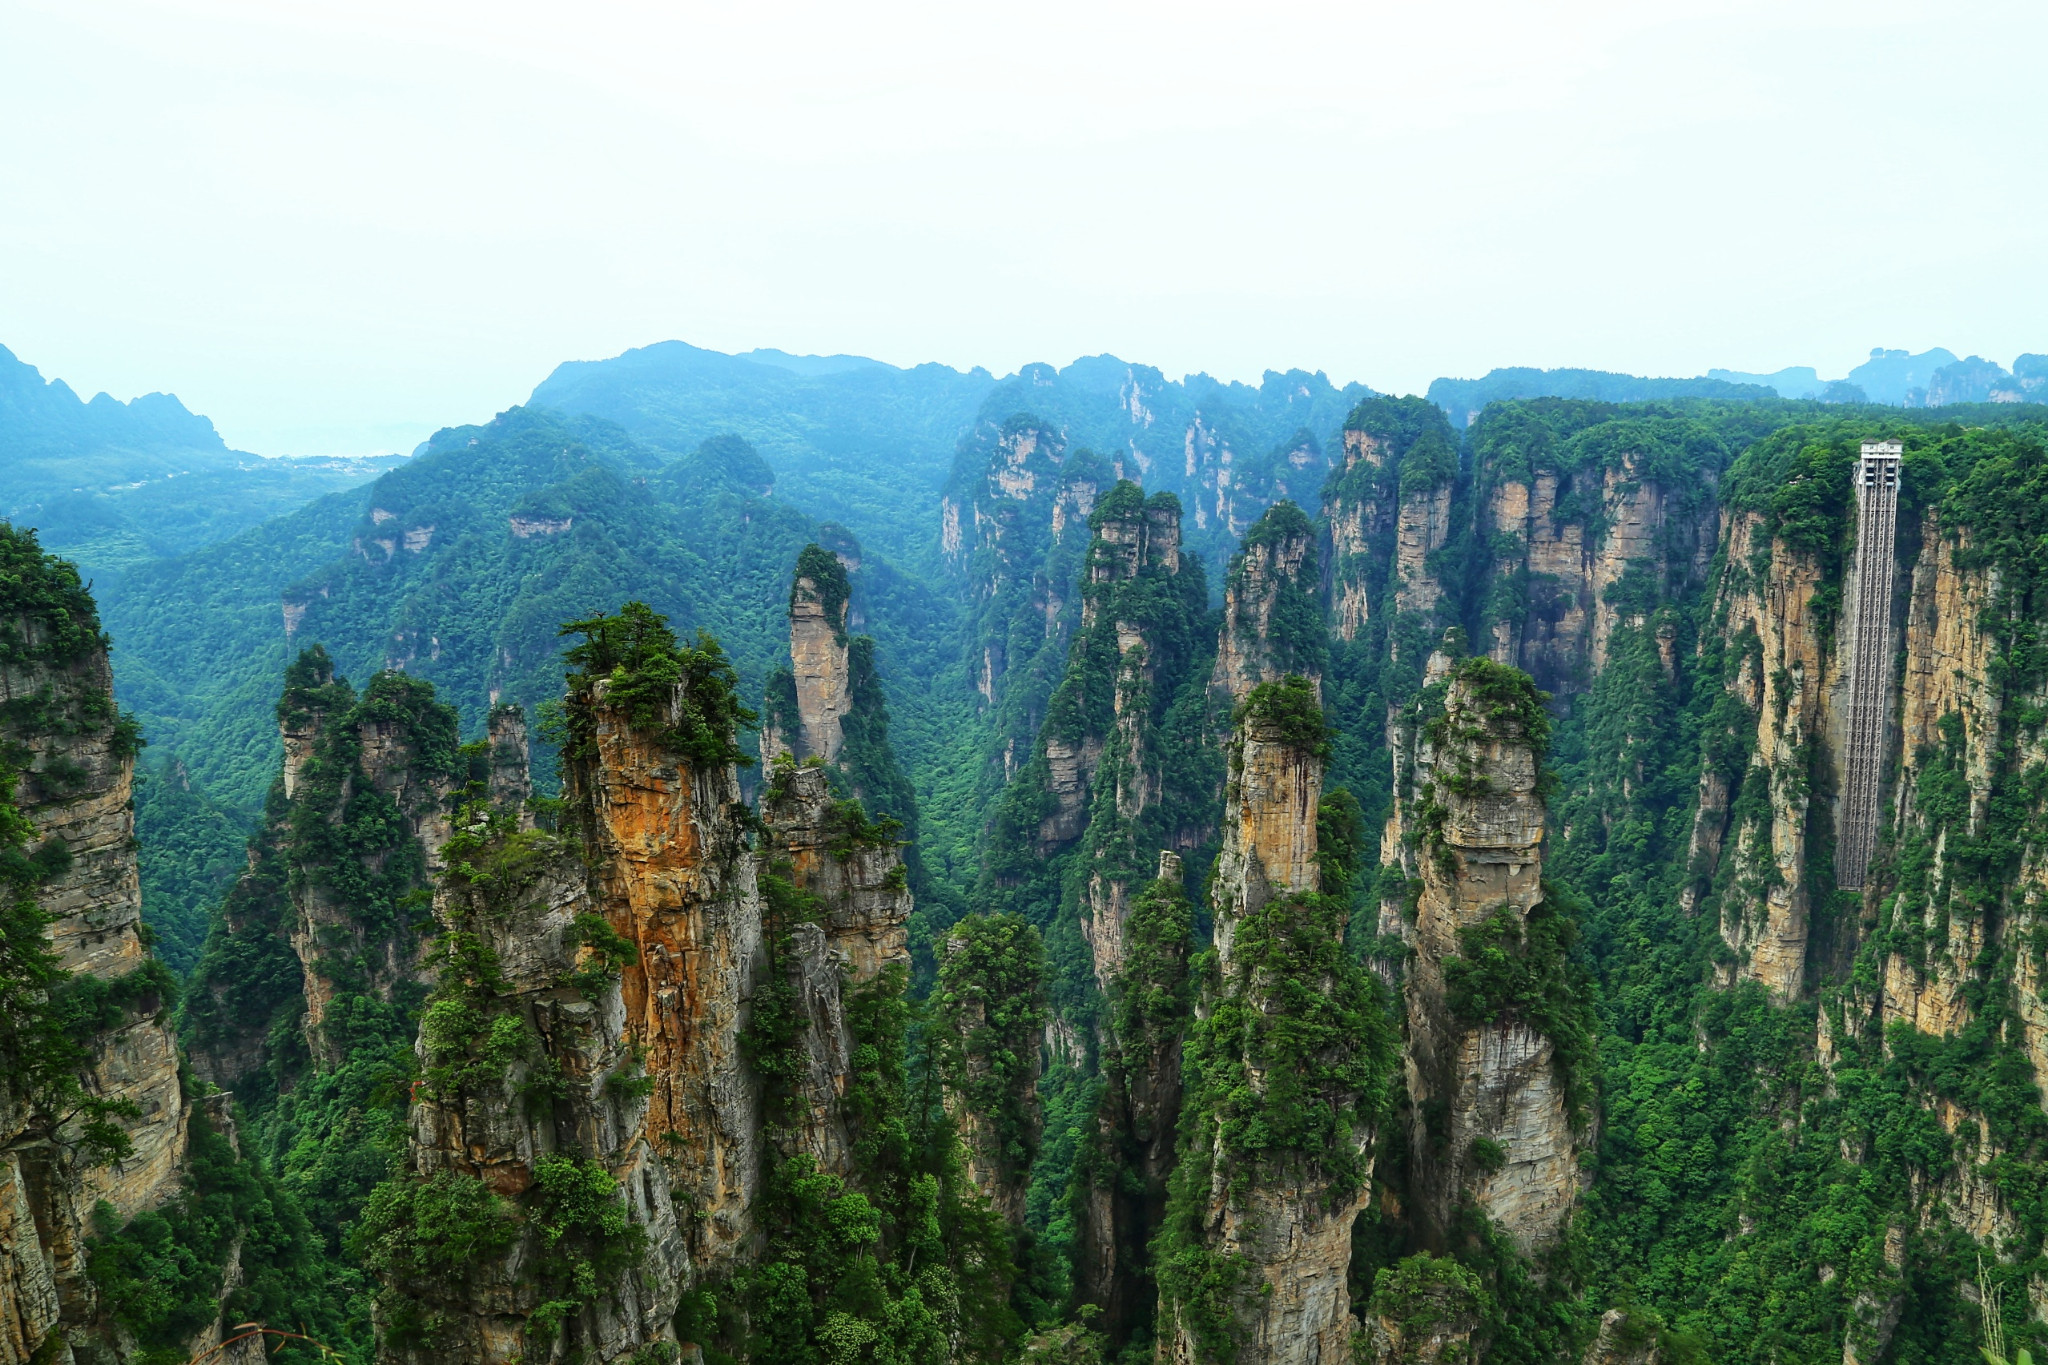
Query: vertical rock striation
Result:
<box><xmin>1074</xmin><ymin>854</ymin><xmax>1192</xmax><ymax>1344</ymax></box>
<box><xmin>1159</xmin><ymin>678</ymin><xmax>1394</xmax><ymax>1365</ymax></box>
<box><xmin>755</xmin><ymin>759</ymin><xmax>914</xmax><ymax>1179</ymax></box>
<box><xmin>368</xmin><ymin>609</ymin><xmax>765</xmax><ymax>1363</ymax></box>
<box><xmin>1212</xmin><ymin>501</ymin><xmax>1324</xmax><ymax>704</ymax></box>
<box><xmin>767</xmin><ymin>544</ymin><xmax>854</xmax><ymax>767</ymax></box>
<box><xmin>1468</xmin><ymin>409</ymin><xmax>1721</xmax><ymax>697</ymax></box>
<box><xmin>1392</xmin><ymin>658</ymin><xmax>1582</xmax><ymax>1251</ymax></box>
<box><xmin>0</xmin><ymin>527</ymin><xmax>187</xmax><ymax>1364</ymax></box>
<box><xmin>975</xmin><ymin>481</ymin><xmax>1213</xmax><ymax>945</ymax></box>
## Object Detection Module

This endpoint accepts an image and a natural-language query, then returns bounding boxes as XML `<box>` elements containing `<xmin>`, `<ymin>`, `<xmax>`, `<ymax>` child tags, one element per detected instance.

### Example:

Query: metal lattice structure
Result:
<box><xmin>1837</xmin><ymin>440</ymin><xmax>1901</xmax><ymax>889</ymax></box>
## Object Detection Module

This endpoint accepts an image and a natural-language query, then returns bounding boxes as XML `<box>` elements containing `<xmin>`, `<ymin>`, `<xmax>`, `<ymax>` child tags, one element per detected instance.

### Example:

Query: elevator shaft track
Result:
<box><xmin>1837</xmin><ymin>440</ymin><xmax>1901</xmax><ymax>890</ymax></box>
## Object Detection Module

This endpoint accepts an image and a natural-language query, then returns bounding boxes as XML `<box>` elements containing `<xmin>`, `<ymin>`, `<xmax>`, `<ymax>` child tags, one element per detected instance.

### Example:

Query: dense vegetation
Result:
<box><xmin>22</xmin><ymin>355</ymin><xmax>2048</xmax><ymax>1365</ymax></box>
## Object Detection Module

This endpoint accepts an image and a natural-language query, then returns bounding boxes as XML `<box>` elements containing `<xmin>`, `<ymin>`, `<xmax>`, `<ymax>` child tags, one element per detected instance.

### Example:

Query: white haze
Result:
<box><xmin>1</xmin><ymin>0</ymin><xmax>2042</xmax><ymax>454</ymax></box>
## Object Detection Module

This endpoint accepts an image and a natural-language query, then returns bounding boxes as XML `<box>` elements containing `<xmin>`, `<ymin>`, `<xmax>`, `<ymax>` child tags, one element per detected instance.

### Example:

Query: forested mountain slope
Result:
<box><xmin>100</xmin><ymin>408</ymin><xmax>956</xmax><ymax>820</ymax></box>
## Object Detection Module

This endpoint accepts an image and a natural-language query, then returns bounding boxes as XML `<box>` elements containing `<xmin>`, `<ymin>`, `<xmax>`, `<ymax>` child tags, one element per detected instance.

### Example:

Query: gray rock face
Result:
<box><xmin>1163</xmin><ymin>709</ymin><xmax>1373</xmax><ymax>1365</ymax></box>
<box><xmin>0</xmin><ymin>615</ymin><xmax>188</xmax><ymax>1364</ymax></box>
<box><xmin>1394</xmin><ymin>667</ymin><xmax>1581</xmax><ymax>1252</ymax></box>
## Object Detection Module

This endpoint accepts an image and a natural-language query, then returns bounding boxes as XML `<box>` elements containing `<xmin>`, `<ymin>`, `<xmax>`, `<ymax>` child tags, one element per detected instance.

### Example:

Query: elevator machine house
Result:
<box><xmin>1837</xmin><ymin>439</ymin><xmax>1902</xmax><ymax>890</ymax></box>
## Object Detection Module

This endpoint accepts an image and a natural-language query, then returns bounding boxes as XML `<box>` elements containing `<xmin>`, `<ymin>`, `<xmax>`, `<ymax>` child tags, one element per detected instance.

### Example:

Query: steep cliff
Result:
<box><xmin>1157</xmin><ymin>677</ymin><xmax>1397</xmax><ymax>1365</ymax></box>
<box><xmin>0</xmin><ymin>526</ymin><xmax>188</xmax><ymax>1364</ymax></box>
<box><xmin>1</xmin><ymin>528</ymin><xmax>358</xmax><ymax>1365</ymax></box>
<box><xmin>943</xmin><ymin>416</ymin><xmax>1114</xmax><ymax>731</ymax></box>
<box><xmin>1388</xmin><ymin>657</ymin><xmax>1588</xmax><ymax>1251</ymax></box>
<box><xmin>933</xmin><ymin>913</ymin><xmax>1047</xmax><ymax>1230</ymax></box>
<box><xmin>1466</xmin><ymin>405</ymin><xmax>1724</xmax><ymax>697</ymax></box>
<box><xmin>756</xmin><ymin>759</ymin><xmax>913</xmax><ymax>1176</ymax></box>
<box><xmin>1071</xmin><ymin>853</ymin><xmax>1193</xmax><ymax>1346</ymax></box>
<box><xmin>184</xmin><ymin>646</ymin><xmax>460</xmax><ymax>1089</ymax></box>
<box><xmin>1212</xmin><ymin>501</ymin><xmax>1325</xmax><ymax>702</ymax></box>
<box><xmin>1687</xmin><ymin>506</ymin><xmax>1844</xmax><ymax>1003</ymax></box>
<box><xmin>761</xmin><ymin>542</ymin><xmax>925</xmax><ymax>910</ymax></box>
<box><xmin>368</xmin><ymin>601</ymin><xmax>1024</xmax><ymax>1365</ymax></box>
<box><xmin>975</xmin><ymin>481</ymin><xmax>1214</xmax><ymax>937</ymax></box>
<box><xmin>360</xmin><ymin>602</ymin><xmax>756</xmax><ymax>1363</ymax></box>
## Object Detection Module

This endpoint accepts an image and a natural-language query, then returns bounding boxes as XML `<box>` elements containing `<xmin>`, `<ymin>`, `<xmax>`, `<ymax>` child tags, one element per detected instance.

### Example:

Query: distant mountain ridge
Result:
<box><xmin>0</xmin><ymin>343</ymin><xmax>405</xmax><ymax>576</ymax></box>
<box><xmin>1426</xmin><ymin>367</ymin><xmax>1772</xmax><ymax>428</ymax></box>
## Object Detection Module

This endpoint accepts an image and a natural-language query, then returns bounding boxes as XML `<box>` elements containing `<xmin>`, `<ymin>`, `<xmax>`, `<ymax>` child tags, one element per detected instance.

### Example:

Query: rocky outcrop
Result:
<box><xmin>1162</xmin><ymin>680</ymin><xmax>1387</xmax><ymax>1365</ymax></box>
<box><xmin>1696</xmin><ymin>511</ymin><xmax>1844</xmax><ymax>1003</ymax></box>
<box><xmin>1395</xmin><ymin>481</ymin><xmax>1455</xmax><ymax>618</ymax></box>
<box><xmin>1073</xmin><ymin>854</ymin><xmax>1192</xmax><ymax>1345</ymax></box>
<box><xmin>569</xmin><ymin>681</ymin><xmax>766</xmax><ymax>1278</ymax></box>
<box><xmin>976</xmin><ymin>481</ymin><xmax>1213</xmax><ymax>938</ymax></box>
<box><xmin>485</xmin><ymin>703</ymin><xmax>533</xmax><ymax>816</ymax></box>
<box><xmin>1071</xmin><ymin>485</ymin><xmax>1202</xmax><ymax>980</ymax></box>
<box><xmin>943</xmin><ymin>417</ymin><xmax>1114</xmax><ymax>712</ymax></box>
<box><xmin>934</xmin><ymin>915</ymin><xmax>1045</xmax><ymax>1230</ymax></box>
<box><xmin>755</xmin><ymin>761</ymin><xmax>914</xmax><ymax>1180</ymax></box>
<box><xmin>0</xmin><ymin>537</ymin><xmax>188</xmax><ymax>1364</ymax></box>
<box><xmin>1208</xmin><ymin>693</ymin><xmax>1321</xmax><ymax>971</ymax></box>
<box><xmin>1876</xmin><ymin>521</ymin><xmax>2001</xmax><ymax>1042</ymax></box>
<box><xmin>381</xmin><ymin>665</ymin><xmax>763</xmax><ymax>1364</ymax></box>
<box><xmin>1358</xmin><ymin>1255</ymin><xmax>1484</xmax><ymax>1365</ymax></box>
<box><xmin>390</xmin><ymin>784</ymin><xmax>692</xmax><ymax>1362</ymax></box>
<box><xmin>758</xmin><ymin>763</ymin><xmax>913</xmax><ymax>989</ymax></box>
<box><xmin>1324</xmin><ymin>426</ymin><xmax>1397</xmax><ymax>642</ymax></box>
<box><xmin>1394</xmin><ymin>658</ymin><xmax>1580</xmax><ymax>1251</ymax></box>
<box><xmin>273</xmin><ymin>657</ymin><xmax>458</xmax><ymax>1069</ymax></box>
<box><xmin>780</xmin><ymin>546</ymin><xmax>853</xmax><ymax>766</ymax></box>
<box><xmin>1212</xmin><ymin>501</ymin><xmax>1322</xmax><ymax>702</ymax></box>
<box><xmin>1580</xmin><ymin>1308</ymin><xmax>1667</xmax><ymax>1365</ymax></box>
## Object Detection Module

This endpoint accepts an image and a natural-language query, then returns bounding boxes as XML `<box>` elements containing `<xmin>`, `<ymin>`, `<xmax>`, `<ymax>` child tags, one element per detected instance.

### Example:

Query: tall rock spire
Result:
<box><xmin>0</xmin><ymin>525</ymin><xmax>190</xmax><ymax>1362</ymax></box>
<box><xmin>975</xmin><ymin>481</ymin><xmax>1213</xmax><ymax>936</ymax></box>
<box><xmin>1321</xmin><ymin>397</ymin><xmax>1438</xmax><ymax>642</ymax></box>
<box><xmin>1390</xmin><ymin>656</ymin><xmax>1587</xmax><ymax>1250</ymax></box>
<box><xmin>1158</xmin><ymin>677</ymin><xmax>1396</xmax><ymax>1365</ymax></box>
<box><xmin>367</xmin><ymin>603</ymin><xmax>757</xmax><ymax>1363</ymax></box>
<box><xmin>765</xmin><ymin>543</ymin><xmax>854</xmax><ymax>766</ymax></box>
<box><xmin>1212</xmin><ymin>500</ymin><xmax>1326</xmax><ymax>703</ymax></box>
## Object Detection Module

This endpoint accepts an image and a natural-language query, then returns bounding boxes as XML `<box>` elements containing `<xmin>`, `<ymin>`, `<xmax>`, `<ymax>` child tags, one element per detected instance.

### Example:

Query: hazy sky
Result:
<box><xmin>3</xmin><ymin>0</ymin><xmax>2043</xmax><ymax>455</ymax></box>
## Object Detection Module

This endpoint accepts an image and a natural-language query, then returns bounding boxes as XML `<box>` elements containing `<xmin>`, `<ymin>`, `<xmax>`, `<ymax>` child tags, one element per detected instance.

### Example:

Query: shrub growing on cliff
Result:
<box><xmin>1237</xmin><ymin>674</ymin><xmax>1330</xmax><ymax>758</ymax></box>
<box><xmin>792</xmin><ymin>542</ymin><xmax>852</xmax><ymax>641</ymax></box>
<box><xmin>559</xmin><ymin>601</ymin><xmax>756</xmax><ymax>767</ymax></box>
<box><xmin>1441</xmin><ymin>895</ymin><xmax>1598</xmax><ymax>1126</ymax></box>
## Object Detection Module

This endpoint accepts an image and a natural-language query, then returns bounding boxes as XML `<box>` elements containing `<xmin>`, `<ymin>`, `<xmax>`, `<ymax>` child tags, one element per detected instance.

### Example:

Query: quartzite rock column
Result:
<box><xmin>1399</xmin><ymin>659</ymin><xmax>1580</xmax><ymax>1251</ymax></box>
<box><xmin>1163</xmin><ymin>680</ymin><xmax>1387</xmax><ymax>1365</ymax></box>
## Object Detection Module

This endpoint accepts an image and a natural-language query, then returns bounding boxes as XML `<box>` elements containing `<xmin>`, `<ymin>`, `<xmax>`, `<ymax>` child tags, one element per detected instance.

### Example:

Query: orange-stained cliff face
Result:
<box><xmin>387</xmin><ymin>682</ymin><xmax>766</xmax><ymax>1365</ymax></box>
<box><xmin>569</xmin><ymin>685</ymin><xmax>767</xmax><ymax>1276</ymax></box>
